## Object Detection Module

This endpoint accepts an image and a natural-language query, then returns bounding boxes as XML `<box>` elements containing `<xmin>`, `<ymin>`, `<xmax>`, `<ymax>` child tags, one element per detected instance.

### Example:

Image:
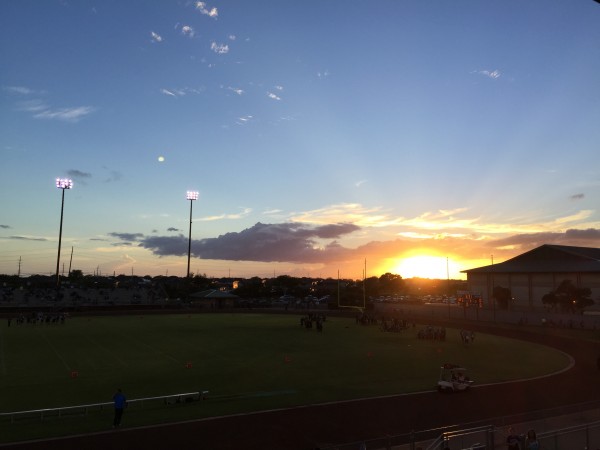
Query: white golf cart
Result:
<box><xmin>437</xmin><ymin>363</ymin><xmax>473</xmax><ymax>393</ymax></box>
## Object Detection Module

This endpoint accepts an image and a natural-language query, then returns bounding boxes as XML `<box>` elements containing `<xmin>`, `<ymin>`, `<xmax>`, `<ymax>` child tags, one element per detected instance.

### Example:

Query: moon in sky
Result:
<box><xmin>158</xmin><ymin>156</ymin><xmax>165</xmax><ymax>162</ymax></box>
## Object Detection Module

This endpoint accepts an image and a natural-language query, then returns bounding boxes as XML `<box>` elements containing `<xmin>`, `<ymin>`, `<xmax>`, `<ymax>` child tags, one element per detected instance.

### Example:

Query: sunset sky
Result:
<box><xmin>1</xmin><ymin>0</ymin><xmax>599</xmax><ymax>281</ymax></box>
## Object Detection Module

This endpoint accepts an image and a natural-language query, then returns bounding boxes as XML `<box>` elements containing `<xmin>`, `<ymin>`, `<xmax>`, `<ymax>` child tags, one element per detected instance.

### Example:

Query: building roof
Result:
<box><xmin>463</xmin><ymin>244</ymin><xmax>600</xmax><ymax>274</ymax></box>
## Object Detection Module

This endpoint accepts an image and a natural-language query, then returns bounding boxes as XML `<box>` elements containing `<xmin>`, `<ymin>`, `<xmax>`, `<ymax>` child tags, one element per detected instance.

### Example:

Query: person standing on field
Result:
<box><xmin>112</xmin><ymin>388</ymin><xmax>127</xmax><ymax>428</ymax></box>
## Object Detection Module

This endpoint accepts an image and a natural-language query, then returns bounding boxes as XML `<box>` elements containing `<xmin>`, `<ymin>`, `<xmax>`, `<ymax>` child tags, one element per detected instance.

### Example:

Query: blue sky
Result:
<box><xmin>1</xmin><ymin>0</ymin><xmax>599</xmax><ymax>280</ymax></box>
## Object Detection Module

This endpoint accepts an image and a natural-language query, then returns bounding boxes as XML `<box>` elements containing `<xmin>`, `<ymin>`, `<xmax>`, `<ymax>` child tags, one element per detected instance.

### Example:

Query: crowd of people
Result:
<box><xmin>7</xmin><ymin>311</ymin><xmax>68</xmax><ymax>326</ymax></box>
<box><xmin>300</xmin><ymin>312</ymin><xmax>326</xmax><ymax>332</ymax></box>
<box><xmin>355</xmin><ymin>312</ymin><xmax>378</xmax><ymax>325</ymax></box>
<box><xmin>506</xmin><ymin>427</ymin><xmax>541</xmax><ymax>450</ymax></box>
<box><xmin>355</xmin><ymin>311</ymin><xmax>416</xmax><ymax>332</ymax></box>
<box><xmin>380</xmin><ymin>316</ymin><xmax>412</xmax><ymax>332</ymax></box>
<box><xmin>417</xmin><ymin>325</ymin><xmax>446</xmax><ymax>340</ymax></box>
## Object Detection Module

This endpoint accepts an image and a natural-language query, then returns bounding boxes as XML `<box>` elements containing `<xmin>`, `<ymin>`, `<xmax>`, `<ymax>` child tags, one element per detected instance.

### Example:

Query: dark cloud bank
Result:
<box><xmin>111</xmin><ymin>222</ymin><xmax>358</xmax><ymax>263</ymax></box>
<box><xmin>108</xmin><ymin>222</ymin><xmax>600</xmax><ymax>265</ymax></box>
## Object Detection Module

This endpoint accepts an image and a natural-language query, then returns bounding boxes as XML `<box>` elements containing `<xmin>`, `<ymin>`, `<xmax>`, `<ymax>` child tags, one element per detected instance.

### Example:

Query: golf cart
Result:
<box><xmin>437</xmin><ymin>363</ymin><xmax>473</xmax><ymax>393</ymax></box>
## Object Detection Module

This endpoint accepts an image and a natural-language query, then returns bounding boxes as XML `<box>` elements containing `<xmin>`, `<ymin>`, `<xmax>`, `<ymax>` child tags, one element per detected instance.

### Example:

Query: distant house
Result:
<box><xmin>462</xmin><ymin>245</ymin><xmax>600</xmax><ymax>310</ymax></box>
<box><xmin>189</xmin><ymin>289</ymin><xmax>238</xmax><ymax>309</ymax></box>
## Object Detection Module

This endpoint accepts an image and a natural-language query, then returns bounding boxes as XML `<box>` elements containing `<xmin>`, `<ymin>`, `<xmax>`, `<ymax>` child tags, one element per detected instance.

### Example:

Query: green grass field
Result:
<box><xmin>0</xmin><ymin>313</ymin><xmax>571</xmax><ymax>442</ymax></box>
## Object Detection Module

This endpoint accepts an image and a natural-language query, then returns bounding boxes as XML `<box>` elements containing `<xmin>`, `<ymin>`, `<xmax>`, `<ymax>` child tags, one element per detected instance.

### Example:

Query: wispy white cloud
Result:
<box><xmin>210</xmin><ymin>42</ymin><xmax>229</xmax><ymax>54</ymax></box>
<box><xmin>196</xmin><ymin>1</ymin><xmax>218</xmax><ymax>18</ymax></box>
<box><xmin>290</xmin><ymin>203</ymin><xmax>595</xmax><ymax>238</ymax></box>
<box><xmin>199</xmin><ymin>207</ymin><xmax>252</xmax><ymax>221</ymax></box>
<box><xmin>263</xmin><ymin>208</ymin><xmax>284</xmax><ymax>216</ymax></box>
<box><xmin>34</xmin><ymin>106</ymin><xmax>95</xmax><ymax>122</ymax></box>
<box><xmin>317</xmin><ymin>70</ymin><xmax>330</xmax><ymax>79</ymax></box>
<box><xmin>474</xmin><ymin>69</ymin><xmax>501</xmax><ymax>79</ymax></box>
<box><xmin>4</xmin><ymin>86</ymin><xmax>35</xmax><ymax>95</ymax></box>
<box><xmin>181</xmin><ymin>25</ymin><xmax>195</xmax><ymax>38</ymax></box>
<box><xmin>228</xmin><ymin>35</ymin><xmax>236</xmax><ymax>41</ymax></box>
<box><xmin>291</xmin><ymin>203</ymin><xmax>393</xmax><ymax>228</ymax></box>
<box><xmin>160</xmin><ymin>87</ymin><xmax>205</xmax><ymax>97</ymax></box>
<box><xmin>18</xmin><ymin>100</ymin><xmax>95</xmax><ymax>122</ymax></box>
<box><xmin>17</xmin><ymin>99</ymin><xmax>47</xmax><ymax>113</ymax></box>
<box><xmin>161</xmin><ymin>89</ymin><xmax>177</xmax><ymax>97</ymax></box>
<box><xmin>267</xmin><ymin>92</ymin><xmax>281</xmax><ymax>101</ymax></box>
<box><xmin>236</xmin><ymin>115</ymin><xmax>253</xmax><ymax>125</ymax></box>
<box><xmin>274</xmin><ymin>85</ymin><xmax>283</xmax><ymax>91</ymax></box>
<box><xmin>151</xmin><ymin>31</ymin><xmax>163</xmax><ymax>43</ymax></box>
<box><xmin>355</xmin><ymin>179</ymin><xmax>367</xmax><ymax>187</ymax></box>
<box><xmin>552</xmin><ymin>209</ymin><xmax>594</xmax><ymax>225</ymax></box>
<box><xmin>228</xmin><ymin>86</ymin><xmax>244</xmax><ymax>95</ymax></box>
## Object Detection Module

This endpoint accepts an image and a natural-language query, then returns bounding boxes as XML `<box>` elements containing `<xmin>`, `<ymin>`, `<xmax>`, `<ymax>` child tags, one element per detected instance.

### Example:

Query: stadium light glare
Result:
<box><xmin>56</xmin><ymin>178</ymin><xmax>73</xmax><ymax>189</ymax></box>
<box><xmin>186</xmin><ymin>191</ymin><xmax>199</xmax><ymax>201</ymax></box>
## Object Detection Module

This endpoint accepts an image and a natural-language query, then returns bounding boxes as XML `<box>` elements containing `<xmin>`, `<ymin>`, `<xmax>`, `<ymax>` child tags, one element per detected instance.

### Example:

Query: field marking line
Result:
<box><xmin>89</xmin><ymin>318</ymin><xmax>182</xmax><ymax>365</ymax></box>
<box><xmin>37</xmin><ymin>329</ymin><xmax>71</xmax><ymax>371</ymax></box>
<box><xmin>81</xmin><ymin>334</ymin><xmax>129</xmax><ymax>368</ymax></box>
<box><xmin>112</xmin><ymin>330</ymin><xmax>181</xmax><ymax>364</ymax></box>
<box><xmin>0</xmin><ymin>327</ymin><xmax>7</xmax><ymax>376</ymax></box>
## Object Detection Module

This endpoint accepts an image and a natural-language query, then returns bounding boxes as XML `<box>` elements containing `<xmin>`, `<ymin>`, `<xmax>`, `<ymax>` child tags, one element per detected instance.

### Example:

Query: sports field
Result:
<box><xmin>0</xmin><ymin>313</ymin><xmax>570</xmax><ymax>442</ymax></box>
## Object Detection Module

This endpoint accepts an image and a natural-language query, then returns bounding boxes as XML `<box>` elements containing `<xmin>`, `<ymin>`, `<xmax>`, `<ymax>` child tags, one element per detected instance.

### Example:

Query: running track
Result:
<box><xmin>3</xmin><ymin>322</ymin><xmax>599</xmax><ymax>450</ymax></box>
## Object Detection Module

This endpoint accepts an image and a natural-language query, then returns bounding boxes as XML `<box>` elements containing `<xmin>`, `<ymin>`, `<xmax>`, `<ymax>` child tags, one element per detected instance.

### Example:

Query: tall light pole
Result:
<box><xmin>186</xmin><ymin>191</ymin><xmax>199</xmax><ymax>278</ymax></box>
<box><xmin>55</xmin><ymin>178</ymin><xmax>73</xmax><ymax>289</ymax></box>
<box><xmin>491</xmin><ymin>254</ymin><xmax>496</xmax><ymax>322</ymax></box>
<box><xmin>447</xmin><ymin>256</ymin><xmax>451</xmax><ymax>319</ymax></box>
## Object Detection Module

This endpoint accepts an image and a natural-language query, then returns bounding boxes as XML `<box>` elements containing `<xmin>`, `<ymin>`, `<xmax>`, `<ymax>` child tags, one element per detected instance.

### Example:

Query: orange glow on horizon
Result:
<box><xmin>381</xmin><ymin>253</ymin><xmax>466</xmax><ymax>280</ymax></box>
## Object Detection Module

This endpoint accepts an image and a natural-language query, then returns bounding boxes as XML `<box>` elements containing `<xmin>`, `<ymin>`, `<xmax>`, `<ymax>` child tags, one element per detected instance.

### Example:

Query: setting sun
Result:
<box><xmin>390</xmin><ymin>255</ymin><xmax>463</xmax><ymax>280</ymax></box>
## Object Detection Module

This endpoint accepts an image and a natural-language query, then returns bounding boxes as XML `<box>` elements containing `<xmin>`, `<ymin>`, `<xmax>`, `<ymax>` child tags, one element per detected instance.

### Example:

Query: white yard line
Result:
<box><xmin>82</xmin><ymin>334</ymin><xmax>129</xmax><ymax>368</ymax></box>
<box><xmin>37</xmin><ymin>329</ymin><xmax>71</xmax><ymax>371</ymax></box>
<box><xmin>114</xmin><ymin>330</ymin><xmax>181</xmax><ymax>364</ymax></box>
<box><xmin>0</xmin><ymin>327</ymin><xmax>7</xmax><ymax>376</ymax></box>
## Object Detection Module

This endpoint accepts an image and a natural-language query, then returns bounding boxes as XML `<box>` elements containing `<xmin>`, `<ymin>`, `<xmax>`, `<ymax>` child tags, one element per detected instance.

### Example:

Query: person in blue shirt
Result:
<box><xmin>112</xmin><ymin>388</ymin><xmax>127</xmax><ymax>428</ymax></box>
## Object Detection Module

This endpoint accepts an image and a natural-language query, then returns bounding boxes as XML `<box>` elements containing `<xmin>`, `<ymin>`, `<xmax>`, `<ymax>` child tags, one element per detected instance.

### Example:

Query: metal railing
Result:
<box><xmin>538</xmin><ymin>420</ymin><xmax>600</xmax><ymax>450</ymax></box>
<box><xmin>426</xmin><ymin>425</ymin><xmax>493</xmax><ymax>450</ymax></box>
<box><xmin>318</xmin><ymin>402</ymin><xmax>600</xmax><ymax>450</ymax></box>
<box><xmin>0</xmin><ymin>390</ymin><xmax>209</xmax><ymax>424</ymax></box>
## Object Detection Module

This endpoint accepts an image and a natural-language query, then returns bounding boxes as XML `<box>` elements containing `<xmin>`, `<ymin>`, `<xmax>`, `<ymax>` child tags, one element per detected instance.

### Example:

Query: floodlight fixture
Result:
<box><xmin>186</xmin><ymin>191</ymin><xmax>199</xmax><ymax>201</ymax></box>
<box><xmin>186</xmin><ymin>191</ymin><xmax>199</xmax><ymax>277</ymax></box>
<box><xmin>55</xmin><ymin>178</ymin><xmax>73</xmax><ymax>289</ymax></box>
<box><xmin>56</xmin><ymin>178</ymin><xmax>73</xmax><ymax>189</ymax></box>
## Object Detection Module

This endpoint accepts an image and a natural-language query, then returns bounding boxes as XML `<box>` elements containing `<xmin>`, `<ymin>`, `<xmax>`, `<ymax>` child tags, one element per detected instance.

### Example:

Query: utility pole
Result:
<box><xmin>491</xmin><ymin>255</ymin><xmax>496</xmax><ymax>322</ymax></box>
<box><xmin>337</xmin><ymin>269</ymin><xmax>340</xmax><ymax>309</ymax></box>
<box><xmin>68</xmin><ymin>246</ymin><xmax>73</xmax><ymax>277</ymax></box>
<box><xmin>363</xmin><ymin>259</ymin><xmax>367</xmax><ymax>310</ymax></box>
<box><xmin>447</xmin><ymin>256</ymin><xmax>451</xmax><ymax>319</ymax></box>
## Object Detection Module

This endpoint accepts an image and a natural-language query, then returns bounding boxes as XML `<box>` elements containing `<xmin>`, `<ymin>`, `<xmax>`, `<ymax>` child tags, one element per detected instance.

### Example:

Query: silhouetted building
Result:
<box><xmin>463</xmin><ymin>245</ymin><xmax>600</xmax><ymax>310</ymax></box>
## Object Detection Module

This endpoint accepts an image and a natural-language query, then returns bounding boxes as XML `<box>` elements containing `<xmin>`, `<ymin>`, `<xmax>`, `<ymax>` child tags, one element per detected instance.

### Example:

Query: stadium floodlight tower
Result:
<box><xmin>55</xmin><ymin>178</ymin><xmax>73</xmax><ymax>289</ymax></box>
<box><xmin>186</xmin><ymin>191</ymin><xmax>199</xmax><ymax>278</ymax></box>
